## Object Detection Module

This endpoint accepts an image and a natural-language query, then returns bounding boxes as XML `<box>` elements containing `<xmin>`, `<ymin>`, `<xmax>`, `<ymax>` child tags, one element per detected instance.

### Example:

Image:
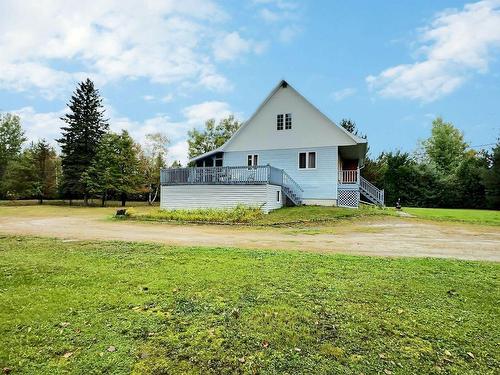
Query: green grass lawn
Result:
<box><xmin>1</xmin><ymin>236</ymin><xmax>498</xmax><ymax>374</ymax></box>
<box><xmin>404</xmin><ymin>207</ymin><xmax>500</xmax><ymax>226</ymax></box>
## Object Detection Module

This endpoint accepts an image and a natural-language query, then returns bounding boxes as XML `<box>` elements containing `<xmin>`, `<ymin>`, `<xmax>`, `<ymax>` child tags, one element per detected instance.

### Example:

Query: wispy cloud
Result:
<box><xmin>331</xmin><ymin>88</ymin><xmax>357</xmax><ymax>102</ymax></box>
<box><xmin>213</xmin><ymin>32</ymin><xmax>267</xmax><ymax>61</ymax></box>
<box><xmin>367</xmin><ymin>0</ymin><xmax>500</xmax><ymax>101</ymax></box>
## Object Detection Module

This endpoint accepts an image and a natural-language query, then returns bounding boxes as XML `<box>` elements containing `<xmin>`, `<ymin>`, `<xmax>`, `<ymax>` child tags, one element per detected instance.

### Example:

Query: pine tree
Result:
<box><xmin>58</xmin><ymin>78</ymin><xmax>108</xmax><ymax>204</ymax></box>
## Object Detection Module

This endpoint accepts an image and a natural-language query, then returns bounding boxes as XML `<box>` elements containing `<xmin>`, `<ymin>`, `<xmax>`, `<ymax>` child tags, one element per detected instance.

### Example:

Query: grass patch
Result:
<box><xmin>404</xmin><ymin>207</ymin><xmax>500</xmax><ymax>226</ymax></box>
<box><xmin>125</xmin><ymin>205</ymin><xmax>264</xmax><ymax>224</ymax></box>
<box><xmin>1</xmin><ymin>236</ymin><xmax>498</xmax><ymax>374</ymax></box>
<box><xmin>126</xmin><ymin>205</ymin><xmax>393</xmax><ymax>226</ymax></box>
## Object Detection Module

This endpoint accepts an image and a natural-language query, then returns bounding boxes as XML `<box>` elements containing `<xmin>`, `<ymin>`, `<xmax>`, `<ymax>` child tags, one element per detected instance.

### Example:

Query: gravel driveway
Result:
<box><xmin>0</xmin><ymin>207</ymin><xmax>499</xmax><ymax>261</ymax></box>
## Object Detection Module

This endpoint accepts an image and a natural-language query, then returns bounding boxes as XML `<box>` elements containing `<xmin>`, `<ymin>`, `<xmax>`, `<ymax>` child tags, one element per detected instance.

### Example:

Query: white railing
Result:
<box><xmin>338</xmin><ymin>169</ymin><xmax>359</xmax><ymax>184</ymax></box>
<box><xmin>161</xmin><ymin>165</ymin><xmax>304</xmax><ymax>205</ymax></box>
<box><xmin>360</xmin><ymin>176</ymin><xmax>384</xmax><ymax>205</ymax></box>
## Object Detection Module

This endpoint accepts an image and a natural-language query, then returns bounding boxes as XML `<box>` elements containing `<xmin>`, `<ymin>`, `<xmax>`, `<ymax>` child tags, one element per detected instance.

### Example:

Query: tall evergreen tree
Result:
<box><xmin>57</xmin><ymin>78</ymin><xmax>108</xmax><ymax>204</ymax></box>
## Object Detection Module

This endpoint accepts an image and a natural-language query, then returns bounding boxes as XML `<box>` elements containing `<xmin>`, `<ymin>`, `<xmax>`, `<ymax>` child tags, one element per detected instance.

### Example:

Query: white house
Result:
<box><xmin>160</xmin><ymin>80</ymin><xmax>384</xmax><ymax>212</ymax></box>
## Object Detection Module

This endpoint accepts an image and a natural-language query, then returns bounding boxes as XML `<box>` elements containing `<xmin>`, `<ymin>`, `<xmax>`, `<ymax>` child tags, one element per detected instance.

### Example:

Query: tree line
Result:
<box><xmin>0</xmin><ymin>79</ymin><xmax>179</xmax><ymax>206</ymax></box>
<box><xmin>1</xmin><ymin>78</ymin><xmax>498</xmax><ymax>209</ymax></box>
<box><xmin>340</xmin><ymin>118</ymin><xmax>499</xmax><ymax>209</ymax></box>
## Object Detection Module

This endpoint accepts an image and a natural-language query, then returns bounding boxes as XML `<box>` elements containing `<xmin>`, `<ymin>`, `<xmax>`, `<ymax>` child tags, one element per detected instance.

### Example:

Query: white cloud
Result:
<box><xmin>12</xmin><ymin>107</ymin><xmax>67</xmax><ymax>146</ymax></box>
<box><xmin>182</xmin><ymin>101</ymin><xmax>233</xmax><ymax>125</ymax></box>
<box><xmin>331</xmin><ymin>88</ymin><xmax>357</xmax><ymax>101</ymax></box>
<box><xmin>11</xmin><ymin>100</ymin><xmax>237</xmax><ymax>165</ymax></box>
<box><xmin>168</xmin><ymin>141</ymin><xmax>189</xmax><ymax>164</ymax></box>
<box><xmin>367</xmin><ymin>0</ymin><xmax>500</xmax><ymax>101</ymax></box>
<box><xmin>161</xmin><ymin>94</ymin><xmax>174</xmax><ymax>103</ymax></box>
<box><xmin>213</xmin><ymin>32</ymin><xmax>267</xmax><ymax>61</ymax></box>
<box><xmin>0</xmin><ymin>0</ymin><xmax>233</xmax><ymax>97</ymax></box>
<box><xmin>143</xmin><ymin>95</ymin><xmax>155</xmax><ymax>101</ymax></box>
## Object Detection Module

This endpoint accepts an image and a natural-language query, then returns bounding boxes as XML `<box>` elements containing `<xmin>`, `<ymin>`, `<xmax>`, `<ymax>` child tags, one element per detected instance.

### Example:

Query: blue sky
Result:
<box><xmin>1</xmin><ymin>0</ymin><xmax>499</xmax><ymax>163</ymax></box>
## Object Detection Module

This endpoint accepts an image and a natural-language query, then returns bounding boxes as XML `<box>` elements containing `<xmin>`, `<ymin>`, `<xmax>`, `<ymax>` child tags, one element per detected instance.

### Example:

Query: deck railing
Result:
<box><xmin>338</xmin><ymin>169</ymin><xmax>359</xmax><ymax>184</ymax></box>
<box><xmin>161</xmin><ymin>165</ymin><xmax>303</xmax><ymax>204</ymax></box>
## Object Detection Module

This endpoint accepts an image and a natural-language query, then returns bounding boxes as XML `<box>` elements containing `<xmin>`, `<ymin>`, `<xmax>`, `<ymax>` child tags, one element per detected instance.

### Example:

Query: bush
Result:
<box><xmin>126</xmin><ymin>204</ymin><xmax>264</xmax><ymax>224</ymax></box>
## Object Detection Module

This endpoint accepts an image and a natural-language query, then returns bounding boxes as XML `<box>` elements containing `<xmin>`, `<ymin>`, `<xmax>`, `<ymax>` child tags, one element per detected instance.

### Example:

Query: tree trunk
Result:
<box><xmin>148</xmin><ymin>186</ymin><xmax>153</xmax><ymax>205</ymax></box>
<box><xmin>151</xmin><ymin>185</ymin><xmax>159</xmax><ymax>203</ymax></box>
<box><xmin>101</xmin><ymin>192</ymin><xmax>107</xmax><ymax>207</ymax></box>
<box><xmin>39</xmin><ymin>196</ymin><xmax>43</xmax><ymax>205</ymax></box>
<box><xmin>84</xmin><ymin>193</ymin><xmax>88</xmax><ymax>206</ymax></box>
<box><xmin>121</xmin><ymin>192</ymin><xmax>126</xmax><ymax>207</ymax></box>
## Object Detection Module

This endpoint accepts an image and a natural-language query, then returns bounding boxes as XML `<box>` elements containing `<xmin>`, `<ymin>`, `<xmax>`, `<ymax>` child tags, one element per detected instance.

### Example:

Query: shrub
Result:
<box><xmin>127</xmin><ymin>204</ymin><xmax>264</xmax><ymax>224</ymax></box>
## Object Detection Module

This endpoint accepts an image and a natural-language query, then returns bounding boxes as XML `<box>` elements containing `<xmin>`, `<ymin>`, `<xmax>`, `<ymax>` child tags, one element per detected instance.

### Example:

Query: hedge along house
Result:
<box><xmin>160</xmin><ymin>80</ymin><xmax>384</xmax><ymax>212</ymax></box>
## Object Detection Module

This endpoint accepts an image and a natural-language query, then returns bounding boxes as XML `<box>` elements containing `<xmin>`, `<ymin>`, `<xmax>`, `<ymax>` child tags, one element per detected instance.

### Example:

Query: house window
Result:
<box><xmin>299</xmin><ymin>152</ymin><xmax>316</xmax><ymax>169</ymax></box>
<box><xmin>285</xmin><ymin>113</ymin><xmax>292</xmax><ymax>129</ymax></box>
<box><xmin>215</xmin><ymin>155</ymin><xmax>223</xmax><ymax>167</ymax></box>
<box><xmin>277</xmin><ymin>114</ymin><xmax>284</xmax><ymax>130</ymax></box>
<box><xmin>299</xmin><ymin>152</ymin><xmax>307</xmax><ymax>169</ymax></box>
<box><xmin>277</xmin><ymin>191</ymin><xmax>281</xmax><ymax>202</ymax></box>
<box><xmin>308</xmin><ymin>152</ymin><xmax>316</xmax><ymax>168</ymax></box>
<box><xmin>247</xmin><ymin>154</ymin><xmax>258</xmax><ymax>167</ymax></box>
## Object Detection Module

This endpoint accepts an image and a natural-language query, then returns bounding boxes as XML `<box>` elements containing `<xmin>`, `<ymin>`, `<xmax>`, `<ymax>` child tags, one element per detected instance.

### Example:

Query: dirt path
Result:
<box><xmin>0</xmin><ymin>207</ymin><xmax>499</xmax><ymax>261</ymax></box>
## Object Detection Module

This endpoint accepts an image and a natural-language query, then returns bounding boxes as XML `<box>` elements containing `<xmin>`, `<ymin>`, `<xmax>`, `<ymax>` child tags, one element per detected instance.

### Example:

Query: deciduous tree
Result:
<box><xmin>187</xmin><ymin>115</ymin><xmax>241</xmax><ymax>159</ymax></box>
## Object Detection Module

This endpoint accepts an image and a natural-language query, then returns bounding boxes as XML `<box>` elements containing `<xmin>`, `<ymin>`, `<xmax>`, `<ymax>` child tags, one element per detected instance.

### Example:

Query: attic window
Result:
<box><xmin>277</xmin><ymin>113</ymin><xmax>291</xmax><ymax>130</ymax></box>
<box><xmin>277</xmin><ymin>114</ymin><xmax>284</xmax><ymax>130</ymax></box>
<box><xmin>285</xmin><ymin>113</ymin><xmax>292</xmax><ymax>129</ymax></box>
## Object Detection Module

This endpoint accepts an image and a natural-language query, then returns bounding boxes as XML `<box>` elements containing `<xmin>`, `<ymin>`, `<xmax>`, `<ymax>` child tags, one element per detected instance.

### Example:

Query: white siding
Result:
<box><xmin>224</xmin><ymin>146</ymin><xmax>338</xmax><ymax>200</ymax></box>
<box><xmin>160</xmin><ymin>185</ymin><xmax>283</xmax><ymax>213</ymax></box>
<box><xmin>224</xmin><ymin>84</ymin><xmax>357</xmax><ymax>152</ymax></box>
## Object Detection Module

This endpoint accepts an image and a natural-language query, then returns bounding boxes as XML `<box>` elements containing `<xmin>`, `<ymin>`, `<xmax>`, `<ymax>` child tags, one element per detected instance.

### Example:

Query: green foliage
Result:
<box><xmin>367</xmin><ymin>117</ymin><xmax>493</xmax><ymax>209</ymax></box>
<box><xmin>0</xmin><ymin>113</ymin><xmax>26</xmax><ymax>193</ymax></box>
<box><xmin>339</xmin><ymin>118</ymin><xmax>365</xmax><ymax>138</ymax></box>
<box><xmin>81</xmin><ymin>131</ymin><xmax>141</xmax><ymax>206</ymax></box>
<box><xmin>31</xmin><ymin>140</ymin><xmax>59</xmax><ymax>203</ymax></box>
<box><xmin>0</xmin><ymin>149</ymin><xmax>37</xmax><ymax>199</ymax></box>
<box><xmin>137</xmin><ymin>132</ymin><xmax>169</xmax><ymax>204</ymax></box>
<box><xmin>187</xmin><ymin>115</ymin><xmax>241</xmax><ymax>159</ymax></box>
<box><xmin>423</xmin><ymin>117</ymin><xmax>468</xmax><ymax>173</ymax></box>
<box><xmin>127</xmin><ymin>204</ymin><xmax>264</xmax><ymax>223</ymax></box>
<box><xmin>0</xmin><ymin>140</ymin><xmax>59</xmax><ymax>201</ymax></box>
<box><xmin>58</xmin><ymin>78</ymin><xmax>109</xmax><ymax>200</ymax></box>
<box><xmin>1</xmin><ymin>236</ymin><xmax>498</xmax><ymax>374</ymax></box>
<box><xmin>483</xmin><ymin>140</ymin><xmax>500</xmax><ymax>209</ymax></box>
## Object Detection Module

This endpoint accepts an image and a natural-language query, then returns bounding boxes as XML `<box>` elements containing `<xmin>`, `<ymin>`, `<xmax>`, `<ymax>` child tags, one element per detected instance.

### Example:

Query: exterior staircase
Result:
<box><xmin>280</xmin><ymin>170</ymin><xmax>303</xmax><ymax>206</ymax></box>
<box><xmin>359</xmin><ymin>176</ymin><xmax>384</xmax><ymax>206</ymax></box>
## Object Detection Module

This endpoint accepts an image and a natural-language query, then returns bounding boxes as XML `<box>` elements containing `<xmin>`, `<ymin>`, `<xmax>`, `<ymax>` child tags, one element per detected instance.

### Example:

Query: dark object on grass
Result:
<box><xmin>116</xmin><ymin>209</ymin><xmax>127</xmax><ymax>216</ymax></box>
<box><xmin>395</xmin><ymin>198</ymin><xmax>401</xmax><ymax>210</ymax></box>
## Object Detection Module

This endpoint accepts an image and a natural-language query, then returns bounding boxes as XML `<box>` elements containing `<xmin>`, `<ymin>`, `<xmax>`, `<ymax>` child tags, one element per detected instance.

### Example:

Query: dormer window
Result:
<box><xmin>285</xmin><ymin>113</ymin><xmax>292</xmax><ymax>129</ymax></box>
<box><xmin>277</xmin><ymin>114</ymin><xmax>283</xmax><ymax>130</ymax></box>
<box><xmin>277</xmin><ymin>113</ymin><xmax>291</xmax><ymax>130</ymax></box>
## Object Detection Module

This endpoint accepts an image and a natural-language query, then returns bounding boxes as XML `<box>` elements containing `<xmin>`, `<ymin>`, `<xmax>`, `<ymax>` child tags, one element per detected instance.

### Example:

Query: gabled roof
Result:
<box><xmin>190</xmin><ymin>79</ymin><xmax>366</xmax><ymax>163</ymax></box>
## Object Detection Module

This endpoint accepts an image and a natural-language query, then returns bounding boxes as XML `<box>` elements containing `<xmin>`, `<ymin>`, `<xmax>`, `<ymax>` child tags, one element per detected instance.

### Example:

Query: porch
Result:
<box><xmin>161</xmin><ymin>165</ymin><xmax>303</xmax><ymax>207</ymax></box>
<box><xmin>337</xmin><ymin>168</ymin><xmax>385</xmax><ymax>207</ymax></box>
